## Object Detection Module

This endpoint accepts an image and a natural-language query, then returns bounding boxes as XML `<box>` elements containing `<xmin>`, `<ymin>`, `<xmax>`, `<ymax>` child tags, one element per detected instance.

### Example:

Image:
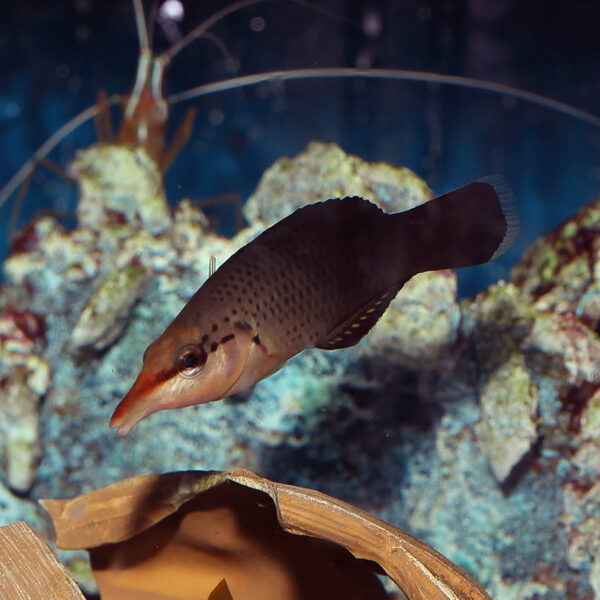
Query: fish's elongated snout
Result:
<box><xmin>110</xmin><ymin>329</ymin><xmax>257</xmax><ymax>434</ymax></box>
<box><xmin>110</xmin><ymin>370</ymin><xmax>160</xmax><ymax>436</ymax></box>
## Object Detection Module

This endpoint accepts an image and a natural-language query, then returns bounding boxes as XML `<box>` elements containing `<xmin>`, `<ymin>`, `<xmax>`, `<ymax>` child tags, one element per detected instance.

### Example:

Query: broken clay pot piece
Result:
<box><xmin>41</xmin><ymin>470</ymin><xmax>492</xmax><ymax>600</ymax></box>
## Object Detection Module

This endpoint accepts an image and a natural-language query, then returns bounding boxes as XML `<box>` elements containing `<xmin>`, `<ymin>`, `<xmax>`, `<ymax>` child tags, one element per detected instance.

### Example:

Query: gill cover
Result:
<box><xmin>110</xmin><ymin>328</ymin><xmax>254</xmax><ymax>436</ymax></box>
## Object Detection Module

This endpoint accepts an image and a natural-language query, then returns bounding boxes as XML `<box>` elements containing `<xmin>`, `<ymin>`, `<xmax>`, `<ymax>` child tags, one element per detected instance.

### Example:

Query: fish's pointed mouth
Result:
<box><xmin>110</xmin><ymin>371</ymin><xmax>157</xmax><ymax>436</ymax></box>
<box><xmin>110</xmin><ymin>330</ymin><xmax>257</xmax><ymax>435</ymax></box>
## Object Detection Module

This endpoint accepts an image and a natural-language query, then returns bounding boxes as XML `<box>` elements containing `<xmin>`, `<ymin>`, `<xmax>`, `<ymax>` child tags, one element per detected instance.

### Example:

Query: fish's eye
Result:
<box><xmin>176</xmin><ymin>343</ymin><xmax>207</xmax><ymax>378</ymax></box>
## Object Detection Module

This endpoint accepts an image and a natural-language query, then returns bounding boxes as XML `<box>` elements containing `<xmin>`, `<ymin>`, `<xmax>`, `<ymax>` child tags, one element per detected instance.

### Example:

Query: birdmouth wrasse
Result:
<box><xmin>110</xmin><ymin>178</ymin><xmax>518</xmax><ymax>435</ymax></box>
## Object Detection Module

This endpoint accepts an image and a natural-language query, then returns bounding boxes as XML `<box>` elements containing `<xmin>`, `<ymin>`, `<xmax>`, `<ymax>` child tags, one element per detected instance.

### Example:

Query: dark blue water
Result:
<box><xmin>1</xmin><ymin>0</ymin><xmax>600</xmax><ymax>296</ymax></box>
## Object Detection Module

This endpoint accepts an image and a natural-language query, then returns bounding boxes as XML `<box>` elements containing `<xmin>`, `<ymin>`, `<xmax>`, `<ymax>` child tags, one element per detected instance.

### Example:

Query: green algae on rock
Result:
<box><xmin>71</xmin><ymin>264</ymin><xmax>149</xmax><ymax>350</ymax></box>
<box><xmin>477</xmin><ymin>351</ymin><xmax>539</xmax><ymax>482</ymax></box>
<box><xmin>510</xmin><ymin>194</ymin><xmax>600</xmax><ymax>320</ymax></box>
<box><xmin>243</xmin><ymin>141</ymin><xmax>432</xmax><ymax>226</ymax></box>
<box><xmin>580</xmin><ymin>389</ymin><xmax>600</xmax><ymax>441</ymax></box>
<box><xmin>69</xmin><ymin>145</ymin><xmax>172</xmax><ymax>234</ymax></box>
<box><xmin>459</xmin><ymin>281</ymin><xmax>541</xmax><ymax>482</ymax></box>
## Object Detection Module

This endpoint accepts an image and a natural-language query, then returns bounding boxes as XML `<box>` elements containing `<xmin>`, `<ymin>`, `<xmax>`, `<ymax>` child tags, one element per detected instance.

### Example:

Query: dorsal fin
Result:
<box><xmin>316</xmin><ymin>285</ymin><xmax>402</xmax><ymax>350</ymax></box>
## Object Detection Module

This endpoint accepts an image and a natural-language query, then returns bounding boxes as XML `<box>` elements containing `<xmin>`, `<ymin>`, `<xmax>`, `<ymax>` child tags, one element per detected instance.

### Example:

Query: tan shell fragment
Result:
<box><xmin>0</xmin><ymin>521</ymin><xmax>85</xmax><ymax>599</ymax></box>
<box><xmin>71</xmin><ymin>264</ymin><xmax>149</xmax><ymax>350</ymax></box>
<box><xmin>478</xmin><ymin>352</ymin><xmax>539</xmax><ymax>482</ymax></box>
<box><xmin>41</xmin><ymin>470</ymin><xmax>492</xmax><ymax>600</ymax></box>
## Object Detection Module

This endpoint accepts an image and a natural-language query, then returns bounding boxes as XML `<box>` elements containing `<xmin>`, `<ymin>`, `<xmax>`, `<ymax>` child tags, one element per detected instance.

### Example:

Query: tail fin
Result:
<box><xmin>399</xmin><ymin>177</ymin><xmax>519</xmax><ymax>274</ymax></box>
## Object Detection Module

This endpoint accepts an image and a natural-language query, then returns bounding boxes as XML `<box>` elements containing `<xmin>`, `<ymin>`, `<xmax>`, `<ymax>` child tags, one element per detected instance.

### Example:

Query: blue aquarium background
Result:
<box><xmin>1</xmin><ymin>0</ymin><xmax>600</xmax><ymax>295</ymax></box>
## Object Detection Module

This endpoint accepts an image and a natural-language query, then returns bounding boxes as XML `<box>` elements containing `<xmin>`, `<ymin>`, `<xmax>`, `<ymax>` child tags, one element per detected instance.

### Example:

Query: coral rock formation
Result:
<box><xmin>1</xmin><ymin>142</ymin><xmax>600</xmax><ymax>598</ymax></box>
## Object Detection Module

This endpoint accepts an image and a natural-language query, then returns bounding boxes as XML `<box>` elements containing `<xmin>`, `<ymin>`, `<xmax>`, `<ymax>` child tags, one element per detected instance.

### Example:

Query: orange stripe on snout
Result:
<box><xmin>110</xmin><ymin>370</ymin><xmax>158</xmax><ymax>426</ymax></box>
<box><xmin>110</xmin><ymin>365</ymin><xmax>180</xmax><ymax>429</ymax></box>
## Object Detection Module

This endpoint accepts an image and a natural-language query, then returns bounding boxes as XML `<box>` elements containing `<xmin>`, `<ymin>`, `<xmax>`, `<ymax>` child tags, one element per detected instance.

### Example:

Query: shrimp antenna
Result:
<box><xmin>124</xmin><ymin>0</ymin><xmax>155</xmax><ymax>124</ymax></box>
<box><xmin>147</xmin><ymin>1</ymin><xmax>158</xmax><ymax>49</ymax></box>
<box><xmin>0</xmin><ymin>0</ymin><xmax>298</xmax><ymax>210</ymax></box>
<box><xmin>3</xmin><ymin>68</ymin><xmax>600</xmax><ymax>212</ymax></box>
<box><xmin>3</xmin><ymin>1</ymin><xmax>600</xmax><ymax>213</ymax></box>
<box><xmin>0</xmin><ymin>96</ymin><xmax>121</xmax><ymax>211</ymax></box>
<box><xmin>133</xmin><ymin>0</ymin><xmax>150</xmax><ymax>51</ymax></box>
<box><xmin>160</xmin><ymin>0</ymin><xmax>352</xmax><ymax>64</ymax></box>
<box><xmin>159</xmin><ymin>0</ymin><xmax>268</xmax><ymax>63</ymax></box>
<box><xmin>203</xmin><ymin>31</ymin><xmax>239</xmax><ymax>76</ymax></box>
<box><xmin>168</xmin><ymin>67</ymin><xmax>600</xmax><ymax>130</ymax></box>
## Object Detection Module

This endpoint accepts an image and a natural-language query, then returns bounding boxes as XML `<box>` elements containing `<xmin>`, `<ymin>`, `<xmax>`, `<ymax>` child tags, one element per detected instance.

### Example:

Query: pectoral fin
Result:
<box><xmin>316</xmin><ymin>286</ymin><xmax>401</xmax><ymax>350</ymax></box>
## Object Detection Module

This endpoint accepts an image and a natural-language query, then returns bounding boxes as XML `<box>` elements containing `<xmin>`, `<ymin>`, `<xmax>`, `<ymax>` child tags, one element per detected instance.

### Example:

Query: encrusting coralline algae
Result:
<box><xmin>1</xmin><ymin>141</ymin><xmax>600</xmax><ymax>597</ymax></box>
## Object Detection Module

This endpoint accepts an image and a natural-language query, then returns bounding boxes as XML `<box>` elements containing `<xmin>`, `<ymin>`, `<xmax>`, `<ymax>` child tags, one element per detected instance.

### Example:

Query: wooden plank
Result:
<box><xmin>0</xmin><ymin>521</ymin><xmax>84</xmax><ymax>600</ymax></box>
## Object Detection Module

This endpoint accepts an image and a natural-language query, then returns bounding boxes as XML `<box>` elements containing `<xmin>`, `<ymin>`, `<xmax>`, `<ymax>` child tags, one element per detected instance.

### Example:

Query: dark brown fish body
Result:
<box><xmin>183</xmin><ymin>197</ymin><xmax>408</xmax><ymax>353</ymax></box>
<box><xmin>111</xmin><ymin>179</ymin><xmax>518</xmax><ymax>434</ymax></box>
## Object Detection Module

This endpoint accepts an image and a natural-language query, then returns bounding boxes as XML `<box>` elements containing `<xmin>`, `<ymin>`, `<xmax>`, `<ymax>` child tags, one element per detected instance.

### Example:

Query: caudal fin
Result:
<box><xmin>400</xmin><ymin>176</ymin><xmax>519</xmax><ymax>274</ymax></box>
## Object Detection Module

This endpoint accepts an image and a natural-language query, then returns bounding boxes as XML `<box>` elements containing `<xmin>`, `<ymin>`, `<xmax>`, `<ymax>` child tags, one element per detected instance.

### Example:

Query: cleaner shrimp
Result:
<box><xmin>1</xmin><ymin>0</ymin><xmax>600</xmax><ymax>282</ymax></box>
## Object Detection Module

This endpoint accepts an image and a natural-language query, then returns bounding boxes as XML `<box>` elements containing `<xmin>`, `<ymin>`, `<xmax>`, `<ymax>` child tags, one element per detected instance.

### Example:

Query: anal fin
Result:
<box><xmin>316</xmin><ymin>286</ymin><xmax>400</xmax><ymax>350</ymax></box>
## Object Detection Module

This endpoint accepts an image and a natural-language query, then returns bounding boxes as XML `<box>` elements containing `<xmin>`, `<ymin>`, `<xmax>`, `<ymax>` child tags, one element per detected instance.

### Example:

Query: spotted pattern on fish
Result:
<box><xmin>184</xmin><ymin>181</ymin><xmax>513</xmax><ymax>357</ymax></box>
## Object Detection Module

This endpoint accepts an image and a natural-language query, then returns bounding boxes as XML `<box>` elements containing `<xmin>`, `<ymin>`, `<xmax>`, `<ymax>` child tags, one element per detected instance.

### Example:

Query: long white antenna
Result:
<box><xmin>133</xmin><ymin>0</ymin><xmax>150</xmax><ymax>51</ymax></box>
<box><xmin>0</xmin><ymin>96</ymin><xmax>121</xmax><ymax>210</ymax></box>
<box><xmin>159</xmin><ymin>0</ymin><xmax>266</xmax><ymax>63</ymax></box>
<box><xmin>168</xmin><ymin>67</ymin><xmax>600</xmax><ymax>129</ymax></box>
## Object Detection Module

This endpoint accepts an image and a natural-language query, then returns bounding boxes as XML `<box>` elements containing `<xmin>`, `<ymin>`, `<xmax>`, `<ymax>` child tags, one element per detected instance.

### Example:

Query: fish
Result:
<box><xmin>110</xmin><ymin>178</ymin><xmax>518</xmax><ymax>435</ymax></box>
